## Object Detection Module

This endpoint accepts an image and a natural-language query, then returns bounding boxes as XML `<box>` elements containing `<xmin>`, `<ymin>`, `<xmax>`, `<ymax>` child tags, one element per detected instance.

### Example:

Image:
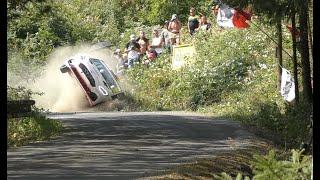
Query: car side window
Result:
<box><xmin>79</xmin><ymin>63</ymin><xmax>95</xmax><ymax>87</ymax></box>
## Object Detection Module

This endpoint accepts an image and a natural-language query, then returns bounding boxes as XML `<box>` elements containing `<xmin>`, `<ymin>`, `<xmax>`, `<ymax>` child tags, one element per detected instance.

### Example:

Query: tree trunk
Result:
<box><xmin>276</xmin><ymin>18</ymin><xmax>283</xmax><ymax>91</ymax></box>
<box><xmin>291</xmin><ymin>8</ymin><xmax>299</xmax><ymax>103</ymax></box>
<box><xmin>307</xmin><ymin>3</ymin><xmax>313</xmax><ymax>89</ymax></box>
<box><xmin>308</xmin><ymin>0</ymin><xmax>313</xmax><ymax>60</ymax></box>
<box><xmin>298</xmin><ymin>0</ymin><xmax>313</xmax><ymax>103</ymax></box>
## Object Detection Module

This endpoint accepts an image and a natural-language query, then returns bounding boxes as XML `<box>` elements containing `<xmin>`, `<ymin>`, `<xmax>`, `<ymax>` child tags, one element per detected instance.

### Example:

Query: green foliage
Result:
<box><xmin>8</xmin><ymin>114</ymin><xmax>63</xmax><ymax>148</ymax></box>
<box><xmin>281</xmin><ymin>101</ymin><xmax>312</xmax><ymax>146</ymax></box>
<box><xmin>7</xmin><ymin>85</ymin><xmax>44</xmax><ymax>101</ymax></box>
<box><xmin>214</xmin><ymin>172</ymin><xmax>251</xmax><ymax>180</ymax></box>
<box><xmin>115</xmin><ymin>0</ymin><xmax>213</xmax><ymax>26</ymax></box>
<box><xmin>123</xmin><ymin>21</ymin><xmax>310</xmax><ymax>148</ymax></box>
<box><xmin>214</xmin><ymin>149</ymin><xmax>312</xmax><ymax>180</ymax></box>
<box><xmin>252</xmin><ymin>149</ymin><xmax>312</xmax><ymax>180</ymax></box>
<box><xmin>7</xmin><ymin>0</ymin><xmax>312</xmax><ymax>151</ymax></box>
<box><xmin>7</xmin><ymin>84</ymin><xmax>62</xmax><ymax>148</ymax></box>
<box><xmin>125</xmin><ymin>23</ymin><xmax>276</xmax><ymax>111</ymax></box>
<box><xmin>214</xmin><ymin>172</ymin><xmax>234</xmax><ymax>180</ymax></box>
<box><xmin>8</xmin><ymin>0</ymin><xmax>124</xmax><ymax>84</ymax></box>
<box><xmin>125</xmin><ymin>52</ymin><xmax>176</xmax><ymax>110</ymax></box>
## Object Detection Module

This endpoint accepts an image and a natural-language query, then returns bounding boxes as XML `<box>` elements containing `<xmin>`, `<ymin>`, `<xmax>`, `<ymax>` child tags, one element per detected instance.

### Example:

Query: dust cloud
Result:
<box><xmin>30</xmin><ymin>43</ymin><xmax>129</xmax><ymax>112</ymax></box>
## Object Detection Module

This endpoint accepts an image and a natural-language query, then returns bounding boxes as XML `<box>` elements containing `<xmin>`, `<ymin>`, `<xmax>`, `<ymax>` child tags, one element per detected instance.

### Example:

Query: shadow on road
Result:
<box><xmin>8</xmin><ymin>112</ymin><xmax>257</xmax><ymax>179</ymax></box>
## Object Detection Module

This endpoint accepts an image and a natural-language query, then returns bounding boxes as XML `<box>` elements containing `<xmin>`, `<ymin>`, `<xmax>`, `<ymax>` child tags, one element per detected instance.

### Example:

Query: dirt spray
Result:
<box><xmin>30</xmin><ymin>44</ymin><xmax>129</xmax><ymax>112</ymax></box>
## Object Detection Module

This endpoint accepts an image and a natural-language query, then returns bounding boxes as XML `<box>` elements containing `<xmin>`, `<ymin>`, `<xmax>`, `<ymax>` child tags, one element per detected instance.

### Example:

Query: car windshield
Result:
<box><xmin>90</xmin><ymin>58</ymin><xmax>117</xmax><ymax>88</ymax></box>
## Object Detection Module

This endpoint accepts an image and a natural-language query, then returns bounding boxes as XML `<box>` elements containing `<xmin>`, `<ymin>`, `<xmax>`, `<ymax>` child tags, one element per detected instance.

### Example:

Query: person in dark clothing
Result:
<box><xmin>136</xmin><ymin>30</ymin><xmax>150</xmax><ymax>56</ymax></box>
<box><xmin>188</xmin><ymin>7</ymin><xmax>200</xmax><ymax>35</ymax></box>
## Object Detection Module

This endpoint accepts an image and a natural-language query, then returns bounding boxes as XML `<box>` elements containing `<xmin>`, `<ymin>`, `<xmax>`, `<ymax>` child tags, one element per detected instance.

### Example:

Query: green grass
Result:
<box><xmin>124</xmin><ymin>22</ymin><xmax>312</xmax><ymax>149</ymax></box>
<box><xmin>8</xmin><ymin>114</ymin><xmax>63</xmax><ymax>148</ymax></box>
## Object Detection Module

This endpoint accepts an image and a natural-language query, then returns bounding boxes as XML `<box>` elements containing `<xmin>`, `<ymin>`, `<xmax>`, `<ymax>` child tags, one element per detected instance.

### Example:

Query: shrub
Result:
<box><xmin>252</xmin><ymin>149</ymin><xmax>312</xmax><ymax>179</ymax></box>
<box><xmin>214</xmin><ymin>149</ymin><xmax>312</xmax><ymax>180</ymax></box>
<box><xmin>125</xmin><ymin>23</ymin><xmax>276</xmax><ymax>111</ymax></box>
<box><xmin>124</xmin><ymin>22</ymin><xmax>310</xmax><ymax>147</ymax></box>
<box><xmin>8</xmin><ymin>115</ymin><xmax>63</xmax><ymax>148</ymax></box>
<box><xmin>7</xmin><ymin>86</ymin><xmax>43</xmax><ymax>101</ymax></box>
<box><xmin>7</xmin><ymin>85</ymin><xmax>63</xmax><ymax>148</ymax></box>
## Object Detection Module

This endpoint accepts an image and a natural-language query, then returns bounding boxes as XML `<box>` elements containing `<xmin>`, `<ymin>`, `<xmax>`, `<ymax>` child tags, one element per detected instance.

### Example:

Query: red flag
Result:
<box><xmin>217</xmin><ymin>4</ymin><xmax>252</xmax><ymax>29</ymax></box>
<box><xmin>232</xmin><ymin>9</ymin><xmax>251</xmax><ymax>28</ymax></box>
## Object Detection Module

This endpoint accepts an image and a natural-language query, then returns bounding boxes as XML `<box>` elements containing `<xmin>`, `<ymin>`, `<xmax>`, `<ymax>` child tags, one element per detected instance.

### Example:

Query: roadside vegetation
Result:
<box><xmin>125</xmin><ymin>23</ymin><xmax>312</xmax><ymax>149</ymax></box>
<box><xmin>7</xmin><ymin>86</ymin><xmax>63</xmax><ymax>148</ymax></box>
<box><xmin>8</xmin><ymin>115</ymin><xmax>63</xmax><ymax>148</ymax></box>
<box><xmin>144</xmin><ymin>147</ymin><xmax>312</xmax><ymax>179</ymax></box>
<box><xmin>8</xmin><ymin>0</ymin><xmax>312</xmax><ymax>178</ymax></box>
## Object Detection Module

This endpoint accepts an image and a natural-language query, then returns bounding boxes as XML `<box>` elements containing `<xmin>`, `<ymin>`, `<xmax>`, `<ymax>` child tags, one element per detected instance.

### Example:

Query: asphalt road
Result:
<box><xmin>7</xmin><ymin>111</ymin><xmax>257</xmax><ymax>179</ymax></box>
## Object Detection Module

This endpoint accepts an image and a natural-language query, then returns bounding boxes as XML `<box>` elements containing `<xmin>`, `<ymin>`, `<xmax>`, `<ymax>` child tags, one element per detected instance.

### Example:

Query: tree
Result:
<box><xmin>297</xmin><ymin>0</ymin><xmax>312</xmax><ymax>103</ymax></box>
<box><xmin>223</xmin><ymin>0</ymin><xmax>313</xmax><ymax>104</ymax></box>
<box><xmin>289</xmin><ymin>4</ymin><xmax>299</xmax><ymax>103</ymax></box>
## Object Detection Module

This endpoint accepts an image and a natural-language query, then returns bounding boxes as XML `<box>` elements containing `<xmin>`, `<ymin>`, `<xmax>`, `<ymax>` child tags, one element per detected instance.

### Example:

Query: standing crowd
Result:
<box><xmin>114</xmin><ymin>7</ymin><xmax>214</xmax><ymax>72</ymax></box>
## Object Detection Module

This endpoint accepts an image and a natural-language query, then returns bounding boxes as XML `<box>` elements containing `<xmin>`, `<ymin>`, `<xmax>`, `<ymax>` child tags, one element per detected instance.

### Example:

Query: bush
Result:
<box><xmin>7</xmin><ymin>85</ymin><xmax>63</xmax><ymax>148</ymax></box>
<box><xmin>125</xmin><ymin>23</ymin><xmax>275</xmax><ymax>111</ymax></box>
<box><xmin>123</xmin><ymin>22</ymin><xmax>310</xmax><ymax>147</ymax></box>
<box><xmin>8</xmin><ymin>0</ymin><xmax>122</xmax><ymax>78</ymax></box>
<box><xmin>214</xmin><ymin>149</ymin><xmax>312</xmax><ymax>180</ymax></box>
<box><xmin>252</xmin><ymin>149</ymin><xmax>312</xmax><ymax>179</ymax></box>
<box><xmin>7</xmin><ymin>86</ymin><xmax>43</xmax><ymax>101</ymax></box>
<box><xmin>8</xmin><ymin>115</ymin><xmax>63</xmax><ymax>148</ymax></box>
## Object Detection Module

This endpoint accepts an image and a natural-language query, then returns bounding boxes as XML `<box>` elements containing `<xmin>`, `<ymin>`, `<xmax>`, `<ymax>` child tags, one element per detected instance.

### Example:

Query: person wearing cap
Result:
<box><xmin>168</xmin><ymin>14</ymin><xmax>182</xmax><ymax>45</ymax></box>
<box><xmin>125</xmin><ymin>34</ymin><xmax>141</xmax><ymax>68</ymax></box>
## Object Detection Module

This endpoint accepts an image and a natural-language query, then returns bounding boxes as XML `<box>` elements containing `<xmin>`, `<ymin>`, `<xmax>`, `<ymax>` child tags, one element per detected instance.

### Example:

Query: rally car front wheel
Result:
<box><xmin>60</xmin><ymin>65</ymin><xmax>69</xmax><ymax>73</ymax></box>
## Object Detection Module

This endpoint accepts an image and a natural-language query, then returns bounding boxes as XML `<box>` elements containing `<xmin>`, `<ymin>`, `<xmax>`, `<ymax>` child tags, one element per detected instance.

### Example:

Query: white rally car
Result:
<box><xmin>60</xmin><ymin>54</ymin><xmax>123</xmax><ymax>106</ymax></box>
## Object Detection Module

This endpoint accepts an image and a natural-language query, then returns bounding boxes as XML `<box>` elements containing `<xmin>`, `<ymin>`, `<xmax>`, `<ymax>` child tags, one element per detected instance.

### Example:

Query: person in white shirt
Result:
<box><xmin>150</xmin><ymin>29</ymin><xmax>163</xmax><ymax>55</ymax></box>
<box><xmin>196</xmin><ymin>15</ymin><xmax>212</xmax><ymax>31</ymax></box>
<box><xmin>160</xmin><ymin>20</ymin><xmax>171</xmax><ymax>53</ymax></box>
<box><xmin>125</xmin><ymin>34</ymin><xmax>141</xmax><ymax>68</ymax></box>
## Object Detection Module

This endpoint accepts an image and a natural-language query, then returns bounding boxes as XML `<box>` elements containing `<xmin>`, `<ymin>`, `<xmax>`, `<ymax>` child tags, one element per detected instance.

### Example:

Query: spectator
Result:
<box><xmin>160</xmin><ymin>20</ymin><xmax>171</xmax><ymax>52</ymax></box>
<box><xmin>144</xmin><ymin>48</ymin><xmax>157</xmax><ymax>66</ymax></box>
<box><xmin>168</xmin><ymin>14</ymin><xmax>182</xmax><ymax>45</ymax></box>
<box><xmin>141</xmin><ymin>46</ymin><xmax>157</xmax><ymax>66</ymax></box>
<box><xmin>125</xmin><ymin>34</ymin><xmax>141</xmax><ymax>68</ymax></box>
<box><xmin>197</xmin><ymin>15</ymin><xmax>212</xmax><ymax>31</ymax></box>
<box><xmin>188</xmin><ymin>7</ymin><xmax>200</xmax><ymax>35</ymax></box>
<box><xmin>114</xmin><ymin>48</ymin><xmax>128</xmax><ymax>70</ymax></box>
<box><xmin>211</xmin><ymin>5</ymin><xmax>219</xmax><ymax>16</ymax></box>
<box><xmin>136</xmin><ymin>30</ymin><xmax>150</xmax><ymax>57</ymax></box>
<box><xmin>150</xmin><ymin>29</ymin><xmax>163</xmax><ymax>55</ymax></box>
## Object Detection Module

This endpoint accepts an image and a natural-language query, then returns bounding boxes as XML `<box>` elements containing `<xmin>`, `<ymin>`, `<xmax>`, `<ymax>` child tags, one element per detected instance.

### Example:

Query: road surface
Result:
<box><xmin>7</xmin><ymin>111</ymin><xmax>258</xmax><ymax>179</ymax></box>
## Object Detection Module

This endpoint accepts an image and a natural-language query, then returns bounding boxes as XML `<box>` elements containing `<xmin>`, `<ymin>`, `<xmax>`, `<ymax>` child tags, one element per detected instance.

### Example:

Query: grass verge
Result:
<box><xmin>141</xmin><ymin>138</ymin><xmax>278</xmax><ymax>179</ymax></box>
<box><xmin>8</xmin><ymin>114</ymin><xmax>63</xmax><ymax>148</ymax></box>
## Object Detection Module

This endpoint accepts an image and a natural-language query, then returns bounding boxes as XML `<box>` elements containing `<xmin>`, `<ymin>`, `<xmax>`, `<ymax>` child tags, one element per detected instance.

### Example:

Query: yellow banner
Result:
<box><xmin>172</xmin><ymin>44</ymin><xmax>196</xmax><ymax>70</ymax></box>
